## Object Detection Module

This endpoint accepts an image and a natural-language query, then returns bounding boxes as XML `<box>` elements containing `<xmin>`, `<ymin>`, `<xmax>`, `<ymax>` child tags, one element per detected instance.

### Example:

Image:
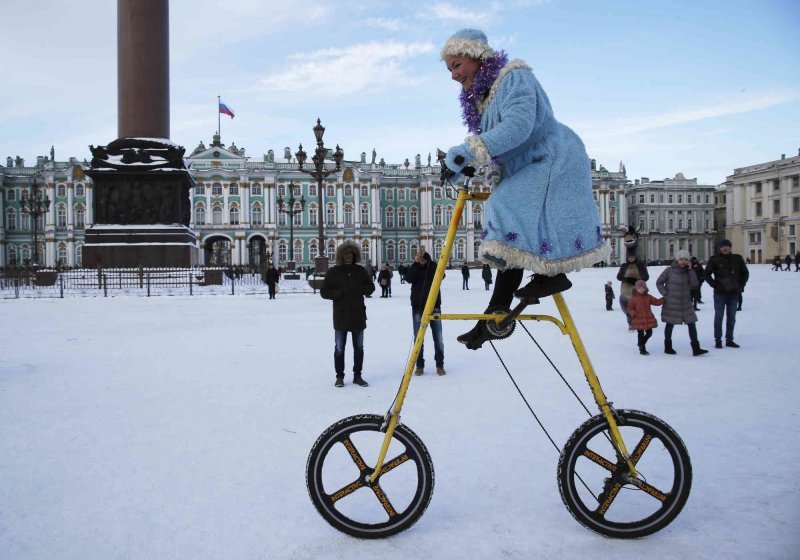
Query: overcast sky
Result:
<box><xmin>1</xmin><ymin>0</ymin><xmax>798</xmax><ymax>184</ymax></box>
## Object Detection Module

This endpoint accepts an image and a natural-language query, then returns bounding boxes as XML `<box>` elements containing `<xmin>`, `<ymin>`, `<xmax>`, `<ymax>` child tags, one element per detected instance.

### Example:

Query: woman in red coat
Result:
<box><xmin>627</xmin><ymin>279</ymin><xmax>664</xmax><ymax>355</ymax></box>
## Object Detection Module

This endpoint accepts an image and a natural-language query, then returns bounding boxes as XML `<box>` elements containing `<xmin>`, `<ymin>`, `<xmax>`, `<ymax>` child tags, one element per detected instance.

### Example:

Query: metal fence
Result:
<box><xmin>0</xmin><ymin>267</ymin><xmax>319</xmax><ymax>299</ymax></box>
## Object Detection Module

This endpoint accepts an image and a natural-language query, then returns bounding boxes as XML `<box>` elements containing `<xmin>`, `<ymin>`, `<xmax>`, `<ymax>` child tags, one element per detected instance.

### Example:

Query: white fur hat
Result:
<box><xmin>440</xmin><ymin>28</ymin><xmax>495</xmax><ymax>61</ymax></box>
<box><xmin>676</xmin><ymin>250</ymin><xmax>691</xmax><ymax>260</ymax></box>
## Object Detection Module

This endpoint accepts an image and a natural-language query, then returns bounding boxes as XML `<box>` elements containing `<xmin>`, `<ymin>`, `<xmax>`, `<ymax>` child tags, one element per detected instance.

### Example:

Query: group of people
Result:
<box><xmin>460</xmin><ymin>264</ymin><xmax>495</xmax><ymax>291</ymax></box>
<box><xmin>772</xmin><ymin>252</ymin><xmax>800</xmax><ymax>271</ymax></box>
<box><xmin>611</xmin><ymin>239</ymin><xmax>749</xmax><ymax>356</ymax></box>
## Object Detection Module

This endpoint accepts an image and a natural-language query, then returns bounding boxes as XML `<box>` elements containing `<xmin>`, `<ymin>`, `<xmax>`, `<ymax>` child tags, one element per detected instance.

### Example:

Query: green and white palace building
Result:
<box><xmin>1</xmin><ymin>134</ymin><xmax>718</xmax><ymax>269</ymax></box>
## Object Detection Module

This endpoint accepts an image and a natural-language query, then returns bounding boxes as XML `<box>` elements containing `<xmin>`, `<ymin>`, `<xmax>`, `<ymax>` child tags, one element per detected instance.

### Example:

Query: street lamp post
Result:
<box><xmin>19</xmin><ymin>178</ymin><xmax>51</xmax><ymax>268</ymax></box>
<box><xmin>277</xmin><ymin>182</ymin><xmax>306</xmax><ymax>268</ymax></box>
<box><xmin>295</xmin><ymin>118</ymin><xmax>343</xmax><ymax>272</ymax></box>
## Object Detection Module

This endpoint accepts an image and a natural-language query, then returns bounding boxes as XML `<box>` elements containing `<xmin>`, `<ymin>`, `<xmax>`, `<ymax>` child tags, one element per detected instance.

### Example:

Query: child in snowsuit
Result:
<box><xmin>604</xmin><ymin>281</ymin><xmax>614</xmax><ymax>310</ymax></box>
<box><xmin>627</xmin><ymin>279</ymin><xmax>664</xmax><ymax>355</ymax></box>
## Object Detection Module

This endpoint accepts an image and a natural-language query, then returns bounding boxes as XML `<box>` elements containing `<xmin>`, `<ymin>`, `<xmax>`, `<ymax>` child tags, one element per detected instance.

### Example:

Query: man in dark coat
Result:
<box><xmin>704</xmin><ymin>239</ymin><xmax>749</xmax><ymax>349</ymax></box>
<box><xmin>785</xmin><ymin>254</ymin><xmax>793</xmax><ymax>271</ymax></box>
<box><xmin>265</xmin><ymin>263</ymin><xmax>279</xmax><ymax>299</ymax></box>
<box><xmin>321</xmin><ymin>241</ymin><xmax>375</xmax><ymax>387</ymax></box>
<box><xmin>406</xmin><ymin>248</ymin><xmax>445</xmax><ymax>375</ymax></box>
<box><xmin>795</xmin><ymin>251</ymin><xmax>800</xmax><ymax>271</ymax></box>
<box><xmin>461</xmin><ymin>263</ymin><xmax>470</xmax><ymax>290</ymax></box>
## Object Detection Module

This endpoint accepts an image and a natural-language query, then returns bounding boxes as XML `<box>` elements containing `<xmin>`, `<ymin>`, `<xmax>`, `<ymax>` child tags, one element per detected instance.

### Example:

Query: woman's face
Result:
<box><xmin>445</xmin><ymin>55</ymin><xmax>482</xmax><ymax>90</ymax></box>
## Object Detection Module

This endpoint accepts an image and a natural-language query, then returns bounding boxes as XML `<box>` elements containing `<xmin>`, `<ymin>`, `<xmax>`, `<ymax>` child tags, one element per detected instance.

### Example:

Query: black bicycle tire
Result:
<box><xmin>484</xmin><ymin>306</ymin><xmax>516</xmax><ymax>339</ymax></box>
<box><xmin>306</xmin><ymin>414</ymin><xmax>435</xmax><ymax>538</ymax></box>
<box><xmin>557</xmin><ymin>409</ymin><xmax>692</xmax><ymax>538</ymax></box>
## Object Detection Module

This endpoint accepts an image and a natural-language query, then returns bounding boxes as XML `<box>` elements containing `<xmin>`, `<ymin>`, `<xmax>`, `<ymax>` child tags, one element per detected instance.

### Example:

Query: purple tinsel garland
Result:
<box><xmin>459</xmin><ymin>51</ymin><xmax>509</xmax><ymax>134</ymax></box>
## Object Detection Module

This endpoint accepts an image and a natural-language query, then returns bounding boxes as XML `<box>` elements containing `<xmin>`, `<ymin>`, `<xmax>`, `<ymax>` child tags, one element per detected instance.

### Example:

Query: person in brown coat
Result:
<box><xmin>627</xmin><ymin>279</ymin><xmax>664</xmax><ymax>355</ymax></box>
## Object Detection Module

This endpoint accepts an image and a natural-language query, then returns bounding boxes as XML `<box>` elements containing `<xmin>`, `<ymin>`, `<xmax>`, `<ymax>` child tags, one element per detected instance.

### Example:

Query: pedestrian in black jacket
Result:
<box><xmin>320</xmin><ymin>241</ymin><xmax>375</xmax><ymax>387</ymax></box>
<box><xmin>406</xmin><ymin>248</ymin><xmax>445</xmax><ymax>375</ymax></box>
<box><xmin>481</xmin><ymin>264</ymin><xmax>493</xmax><ymax>291</ymax></box>
<box><xmin>704</xmin><ymin>239</ymin><xmax>749</xmax><ymax>349</ymax></box>
<box><xmin>604</xmin><ymin>281</ymin><xmax>614</xmax><ymax>310</ymax></box>
<box><xmin>461</xmin><ymin>263</ymin><xmax>470</xmax><ymax>290</ymax></box>
<box><xmin>265</xmin><ymin>263</ymin><xmax>279</xmax><ymax>299</ymax></box>
<box><xmin>690</xmin><ymin>256</ymin><xmax>705</xmax><ymax>310</ymax></box>
<box><xmin>785</xmin><ymin>254</ymin><xmax>793</xmax><ymax>271</ymax></box>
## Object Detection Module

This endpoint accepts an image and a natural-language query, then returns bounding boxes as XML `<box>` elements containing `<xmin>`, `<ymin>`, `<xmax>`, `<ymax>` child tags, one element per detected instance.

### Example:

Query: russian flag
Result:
<box><xmin>219</xmin><ymin>100</ymin><xmax>235</xmax><ymax>119</ymax></box>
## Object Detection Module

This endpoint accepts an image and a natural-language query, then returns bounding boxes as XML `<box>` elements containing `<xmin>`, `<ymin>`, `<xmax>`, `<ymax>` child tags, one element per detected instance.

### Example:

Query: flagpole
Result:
<box><xmin>217</xmin><ymin>95</ymin><xmax>221</xmax><ymax>140</ymax></box>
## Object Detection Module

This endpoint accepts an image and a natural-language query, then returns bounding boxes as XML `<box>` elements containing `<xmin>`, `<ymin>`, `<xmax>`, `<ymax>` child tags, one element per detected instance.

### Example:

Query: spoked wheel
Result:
<box><xmin>306</xmin><ymin>414</ymin><xmax>434</xmax><ymax>538</ymax></box>
<box><xmin>558</xmin><ymin>409</ymin><xmax>691</xmax><ymax>538</ymax></box>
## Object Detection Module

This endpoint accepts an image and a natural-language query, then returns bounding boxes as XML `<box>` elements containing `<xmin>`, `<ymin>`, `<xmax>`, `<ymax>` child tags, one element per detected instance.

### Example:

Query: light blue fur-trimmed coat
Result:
<box><xmin>467</xmin><ymin>59</ymin><xmax>610</xmax><ymax>274</ymax></box>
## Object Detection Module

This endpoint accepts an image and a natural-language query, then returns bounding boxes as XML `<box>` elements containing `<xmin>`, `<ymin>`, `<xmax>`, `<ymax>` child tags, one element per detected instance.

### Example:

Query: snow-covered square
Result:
<box><xmin>1</xmin><ymin>266</ymin><xmax>797</xmax><ymax>559</ymax></box>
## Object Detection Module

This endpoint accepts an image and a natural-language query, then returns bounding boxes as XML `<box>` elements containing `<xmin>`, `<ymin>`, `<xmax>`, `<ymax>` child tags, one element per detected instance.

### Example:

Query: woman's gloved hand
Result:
<box><xmin>445</xmin><ymin>143</ymin><xmax>474</xmax><ymax>177</ymax></box>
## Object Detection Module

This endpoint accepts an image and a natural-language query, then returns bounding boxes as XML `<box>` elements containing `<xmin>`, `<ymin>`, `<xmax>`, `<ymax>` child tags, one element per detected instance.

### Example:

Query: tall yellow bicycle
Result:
<box><xmin>306</xmin><ymin>159</ymin><xmax>692</xmax><ymax>539</ymax></box>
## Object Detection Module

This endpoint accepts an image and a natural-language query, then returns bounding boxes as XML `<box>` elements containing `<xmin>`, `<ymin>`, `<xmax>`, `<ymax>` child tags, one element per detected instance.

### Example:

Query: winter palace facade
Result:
<box><xmin>1</xmin><ymin>135</ymin><xmax>729</xmax><ymax>269</ymax></box>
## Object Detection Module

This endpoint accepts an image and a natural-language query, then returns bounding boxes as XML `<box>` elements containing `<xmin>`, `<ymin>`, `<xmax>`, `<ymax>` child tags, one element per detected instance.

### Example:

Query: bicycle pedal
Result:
<box><xmin>497</xmin><ymin>299</ymin><xmax>536</xmax><ymax>329</ymax></box>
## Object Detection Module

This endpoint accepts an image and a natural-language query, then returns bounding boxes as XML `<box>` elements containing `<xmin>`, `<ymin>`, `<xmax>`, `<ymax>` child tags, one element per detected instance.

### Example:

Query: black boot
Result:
<box><xmin>715</xmin><ymin>339</ymin><xmax>723</xmax><ymax>349</ymax></box>
<box><xmin>691</xmin><ymin>341</ymin><xmax>708</xmax><ymax>356</ymax></box>
<box><xmin>639</xmin><ymin>344</ymin><xmax>649</xmax><ymax>355</ymax></box>
<box><xmin>514</xmin><ymin>273</ymin><xmax>572</xmax><ymax>301</ymax></box>
<box><xmin>664</xmin><ymin>340</ymin><xmax>676</xmax><ymax>355</ymax></box>
<box><xmin>456</xmin><ymin>306</ymin><xmax>510</xmax><ymax>350</ymax></box>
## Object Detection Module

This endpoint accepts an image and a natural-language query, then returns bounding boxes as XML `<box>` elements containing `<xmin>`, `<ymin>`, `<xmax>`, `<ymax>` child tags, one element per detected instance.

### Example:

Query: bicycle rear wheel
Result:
<box><xmin>306</xmin><ymin>414</ymin><xmax>434</xmax><ymax>538</ymax></box>
<box><xmin>558</xmin><ymin>409</ymin><xmax>691</xmax><ymax>538</ymax></box>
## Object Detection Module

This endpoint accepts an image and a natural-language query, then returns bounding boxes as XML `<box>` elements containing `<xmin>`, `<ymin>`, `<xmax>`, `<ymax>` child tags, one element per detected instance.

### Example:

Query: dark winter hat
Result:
<box><xmin>719</xmin><ymin>239</ymin><xmax>732</xmax><ymax>248</ymax></box>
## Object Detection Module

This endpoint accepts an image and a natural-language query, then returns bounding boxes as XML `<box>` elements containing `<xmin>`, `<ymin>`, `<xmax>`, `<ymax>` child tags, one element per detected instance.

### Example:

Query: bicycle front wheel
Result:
<box><xmin>558</xmin><ymin>409</ymin><xmax>691</xmax><ymax>538</ymax></box>
<box><xmin>306</xmin><ymin>414</ymin><xmax>434</xmax><ymax>538</ymax></box>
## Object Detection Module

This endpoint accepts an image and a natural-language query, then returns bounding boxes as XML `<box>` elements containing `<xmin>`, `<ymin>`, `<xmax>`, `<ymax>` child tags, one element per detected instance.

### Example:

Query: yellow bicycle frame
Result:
<box><xmin>369</xmin><ymin>187</ymin><xmax>637</xmax><ymax>482</ymax></box>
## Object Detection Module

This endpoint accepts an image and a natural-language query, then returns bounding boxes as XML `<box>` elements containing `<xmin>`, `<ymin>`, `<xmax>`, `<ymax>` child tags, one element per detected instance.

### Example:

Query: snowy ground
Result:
<box><xmin>1</xmin><ymin>265</ymin><xmax>798</xmax><ymax>560</ymax></box>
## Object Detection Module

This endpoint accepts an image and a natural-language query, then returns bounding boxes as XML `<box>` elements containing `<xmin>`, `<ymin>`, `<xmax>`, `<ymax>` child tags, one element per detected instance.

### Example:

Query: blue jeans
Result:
<box><xmin>412</xmin><ymin>309</ymin><xmax>444</xmax><ymax>368</ymax></box>
<box><xmin>334</xmin><ymin>330</ymin><xmax>364</xmax><ymax>378</ymax></box>
<box><xmin>713</xmin><ymin>292</ymin><xmax>739</xmax><ymax>342</ymax></box>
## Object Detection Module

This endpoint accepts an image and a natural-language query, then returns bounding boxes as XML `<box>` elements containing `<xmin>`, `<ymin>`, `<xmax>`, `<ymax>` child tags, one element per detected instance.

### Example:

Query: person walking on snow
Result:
<box><xmin>604</xmin><ymin>281</ymin><xmax>614</xmax><ymax>310</ymax></box>
<box><xmin>461</xmin><ymin>263</ymin><xmax>471</xmax><ymax>290</ymax></box>
<box><xmin>656</xmin><ymin>250</ymin><xmax>708</xmax><ymax>356</ymax></box>
<box><xmin>482</xmin><ymin>263</ymin><xmax>493</xmax><ymax>291</ymax></box>
<box><xmin>704</xmin><ymin>239</ymin><xmax>749</xmax><ymax>349</ymax></box>
<box><xmin>627</xmin><ymin>279</ymin><xmax>664</xmax><ymax>355</ymax></box>
<box><xmin>406</xmin><ymin>248</ymin><xmax>446</xmax><ymax>376</ymax></box>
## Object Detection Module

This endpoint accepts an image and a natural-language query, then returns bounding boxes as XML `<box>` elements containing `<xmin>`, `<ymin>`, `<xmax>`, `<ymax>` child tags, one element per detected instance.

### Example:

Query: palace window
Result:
<box><xmin>773</xmin><ymin>199</ymin><xmax>781</xmax><ymax>215</ymax></box>
<box><xmin>473</xmin><ymin>206</ymin><xmax>482</xmax><ymax>229</ymax></box>
<box><xmin>57</xmin><ymin>184</ymin><xmax>66</xmax><ymax>197</ymax></box>
<box><xmin>326</xmin><ymin>241</ymin><xmax>336</xmax><ymax>261</ymax></box>
<box><xmin>344</xmin><ymin>184</ymin><xmax>352</xmax><ymax>197</ymax></box>
<box><xmin>5</xmin><ymin>208</ymin><xmax>16</xmax><ymax>230</ymax></box>
<box><xmin>195</xmin><ymin>184</ymin><xmax>205</xmax><ymax>195</ymax></box>
<box><xmin>410</xmin><ymin>189</ymin><xmax>417</xmax><ymax>202</ymax></box>
<box><xmin>433</xmin><ymin>239</ymin><xmax>443</xmax><ymax>261</ymax></box>
<box><xmin>309</xmin><ymin>184</ymin><xmax>317</xmax><ymax>197</ymax></box>
<box><xmin>410</xmin><ymin>207</ymin><xmax>419</xmax><ymax>228</ymax></box>
<box><xmin>755</xmin><ymin>202</ymin><xmax>762</xmax><ymax>216</ymax></box>
<box><xmin>309</xmin><ymin>204</ymin><xmax>318</xmax><ymax>227</ymax></box>
<box><xmin>76</xmin><ymin>184</ymin><xmax>85</xmax><ymax>197</ymax></box>
<box><xmin>399</xmin><ymin>242</ymin><xmax>408</xmax><ymax>262</ymax></box>
<box><xmin>754</xmin><ymin>182</ymin><xmax>761</xmax><ymax>193</ymax></box>
<box><xmin>212</xmin><ymin>182</ymin><xmax>222</xmax><ymax>196</ymax></box>
<box><xmin>434</xmin><ymin>186</ymin><xmax>442</xmax><ymax>199</ymax></box>
<box><xmin>195</xmin><ymin>204</ymin><xmax>206</xmax><ymax>225</ymax></box>
<box><xmin>386</xmin><ymin>241</ymin><xmax>395</xmax><ymax>262</ymax></box>
<box><xmin>361</xmin><ymin>203</ymin><xmax>370</xmax><ymax>225</ymax></box>
<box><xmin>385</xmin><ymin>188</ymin><xmax>394</xmax><ymax>202</ymax></box>
<box><xmin>360</xmin><ymin>184</ymin><xmax>369</xmax><ymax>198</ymax></box>
<box><xmin>398</xmin><ymin>188</ymin><xmax>406</xmax><ymax>201</ymax></box>
<box><xmin>278</xmin><ymin>184</ymin><xmax>286</xmax><ymax>197</ymax></box>
<box><xmin>385</xmin><ymin>207</ymin><xmax>395</xmax><ymax>229</ymax></box>
<box><xmin>57</xmin><ymin>243</ymin><xmax>67</xmax><ymax>266</ymax></box>
<box><xmin>229</xmin><ymin>204</ymin><xmax>240</xmax><ymax>225</ymax></box>
<box><xmin>278</xmin><ymin>210</ymin><xmax>286</xmax><ymax>226</ymax></box>
<box><xmin>455</xmin><ymin>239</ymin><xmax>465</xmax><ymax>261</ymax></box>
<box><xmin>251</xmin><ymin>183</ymin><xmax>262</xmax><ymax>196</ymax></box>
<box><xmin>434</xmin><ymin>206</ymin><xmax>443</xmax><ymax>227</ymax></box>
<box><xmin>251</xmin><ymin>204</ymin><xmax>263</xmax><ymax>226</ymax></box>
<box><xmin>229</xmin><ymin>183</ymin><xmax>239</xmax><ymax>195</ymax></box>
<box><xmin>6</xmin><ymin>189</ymin><xmax>16</xmax><ymax>201</ymax></box>
<box><xmin>445</xmin><ymin>205</ymin><xmax>454</xmax><ymax>225</ymax></box>
<box><xmin>793</xmin><ymin>197</ymin><xmax>799</xmax><ymax>212</ymax></box>
<box><xmin>278</xmin><ymin>241</ymin><xmax>287</xmax><ymax>263</ymax></box>
<box><xmin>344</xmin><ymin>204</ymin><xmax>353</xmax><ymax>226</ymax></box>
<box><xmin>687</xmin><ymin>194</ymin><xmax>693</xmax><ymax>203</ymax></box>
<box><xmin>75</xmin><ymin>205</ymin><xmax>85</xmax><ymax>229</ymax></box>
<box><xmin>398</xmin><ymin>207</ymin><xmax>407</xmax><ymax>228</ymax></box>
<box><xmin>474</xmin><ymin>241</ymin><xmax>481</xmax><ymax>261</ymax></box>
<box><xmin>326</xmin><ymin>184</ymin><xmax>335</xmax><ymax>198</ymax></box>
<box><xmin>361</xmin><ymin>240</ymin><xmax>370</xmax><ymax>262</ymax></box>
<box><xmin>56</xmin><ymin>204</ymin><xmax>67</xmax><ymax>228</ymax></box>
<box><xmin>326</xmin><ymin>204</ymin><xmax>336</xmax><ymax>226</ymax></box>
<box><xmin>212</xmin><ymin>204</ymin><xmax>222</xmax><ymax>225</ymax></box>
<box><xmin>650</xmin><ymin>194</ymin><xmax>655</xmax><ymax>203</ymax></box>
<box><xmin>639</xmin><ymin>194</ymin><xmax>645</xmax><ymax>203</ymax></box>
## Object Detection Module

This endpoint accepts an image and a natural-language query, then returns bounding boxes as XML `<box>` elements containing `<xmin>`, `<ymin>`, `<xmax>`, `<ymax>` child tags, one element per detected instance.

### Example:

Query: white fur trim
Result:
<box><xmin>440</xmin><ymin>38</ymin><xmax>494</xmax><ymax>60</ymax></box>
<box><xmin>465</xmin><ymin>135</ymin><xmax>491</xmax><ymax>166</ymax></box>
<box><xmin>480</xmin><ymin>240</ymin><xmax>611</xmax><ymax>275</ymax></box>
<box><xmin>477</xmin><ymin>59</ymin><xmax>531</xmax><ymax>115</ymax></box>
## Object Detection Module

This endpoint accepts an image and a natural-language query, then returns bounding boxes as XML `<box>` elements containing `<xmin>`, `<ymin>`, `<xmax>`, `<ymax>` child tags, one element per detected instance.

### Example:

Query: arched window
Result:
<box><xmin>344</xmin><ymin>184</ymin><xmax>352</xmax><ymax>197</ymax></box>
<box><xmin>293</xmin><ymin>202</ymin><xmax>303</xmax><ymax>226</ymax></box>
<box><xmin>21</xmin><ymin>245</ymin><xmax>31</xmax><ymax>262</ymax></box>
<box><xmin>229</xmin><ymin>203</ymin><xmax>240</xmax><ymax>225</ymax></box>
<box><xmin>326</xmin><ymin>184</ymin><xmax>335</xmax><ymax>197</ymax></box>
<box><xmin>251</xmin><ymin>183</ymin><xmax>262</xmax><ymax>196</ymax></box>
<box><xmin>344</xmin><ymin>204</ymin><xmax>353</xmax><ymax>226</ymax></box>
<box><xmin>398</xmin><ymin>241</ymin><xmax>408</xmax><ymax>263</ymax></box>
<box><xmin>445</xmin><ymin>205</ymin><xmax>454</xmax><ymax>225</ymax></box>
<box><xmin>294</xmin><ymin>239</ymin><xmax>303</xmax><ymax>262</ymax></box>
<box><xmin>433</xmin><ymin>239</ymin><xmax>443</xmax><ymax>261</ymax></box>
<box><xmin>75</xmin><ymin>183</ymin><xmax>85</xmax><ymax>197</ymax></box>
<box><xmin>326</xmin><ymin>204</ymin><xmax>336</xmax><ymax>226</ymax></box>
<box><xmin>212</xmin><ymin>204</ymin><xmax>223</xmax><ymax>225</ymax></box>
<box><xmin>434</xmin><ymin>186</ymin><xmax>442</xmax><ymax>199</ymax></box>
<box><xmin>212</xmin><ymin>182</ymin><xmax>222</xmax><ymax>196</ymax></box>
<box><xmin>76</xmin><ymin>243</ymin><xmax>83</xmax><ymax>267</ymax></box>
<box><xmin>277</xmin><ymin>184</ymin><xmax>286</xmax><ymax>197</ymax></box>
<box><xmin>57</xmin><ymin>243</ymin><xmax>67</xmax><ymax>266</ymax></box>
<box><xmin>386</xmin><ymin>241</ymin><xmax>395</xmax><ymax>262</ymax></box>
<box><xmin>21</xmin><ymin>212</ymin><xmax>30</xmax><ymax>231</ymax></box>
<box><xmin>474</xmin><ymin>241</ymin><xmax>481</xmax><ymax>261</ymax></box>
<box><xmin>610</xmin><ymin>207</ymin><xmax>616</xmax><ymax>227</ymax></box>
<box><xmin>410</xmin><ymin>207</ymin><xmax>418</xmax><ymax>228</ymax></box>
<box><xmin>74</xmin><ymin>204</ymin><xmax>85</xmax><ymax>229</ymax></box>
<box><xmin>398</xmin><ymin>207</ymin><xmax>407</xmax><ymax>228</ymax></box>
<box><xmin>411</xmin><ymin>242</ymin><xmax>419</xmax><ymax>258</ymax></box>
<box><xmin>195</xmin><ymin>203</ymin><xmax>206</xmax><ymax>225</ymax></box>
<box><xmin>278</xmin><ymin>240</ymin><xmax>288</xmax><ymax>263</ymax></box>
<box><xmin>309</xmin><ymin>240</ymin><xmax>319</xmax><ymax>258</ymax></box>
<box><xmin>251</xmin><ymin>203</ymin><xmax>263</xmax><ymax>226</ymax></box>
<box><xmin>360</xmin><ymin>184</ymin><xmax>369</xmax><ymax>198</ymax></box>
<box><xmin>361</xmin><ymin>240</ymin><xmax>371</xmax><ymax>262</ymax></box>
<box><xmin>326</xmin><ymin>241</ymin><xmax>336</xmax><ymax>261</ymax></box>
<box><xmin>5</xmin><ymin>208</ymin><xmax>16</xmax><ymax>230</ymax></box>
<box><xmin>385</xmin><ymin>207</ymin><xmax>395</xmax><ymax>229</ymax></box>
<box><xmin>57</xmin><ymin>184</ymin><xmax>66</xmax><ymax>197</ymax></box>
<box><xmin>229</xmin><ymin>183</ymin><xmax>239</xmax><ymax>195</ymax></box>
<box><xmin>361</xmin><ymin>203</ymin><xmax>370</xmax><ymax>225</ymax></box>
<box><xmin>410</xmin><ymin>189</ymin><xmax>418</xmax><ymax>202</ymax></box>
<box><xmin>455</xmin><ymin>239</ymin><xmax>465</xmax><ymax>261</ymax></box>
<box><xmin>433</xmin><ymin>206</ymin><xmax>443</xmax><ymax>227</ymax></box>
<box><xmin>473</xmin><ymin>206</ymin><xmax>482</xmax><ymax>228</ymax></box>
<box><xmin>7</xmin><ymin>244</ymin><xmax>17</xmax><ymax>265</ymax></box>
<box><xmin>278</xmin><ymin>209</ymin><xmax>287</xmax><ymax>226</ymax></box>
<box><xmin>308</xmin><ymin>204</ymin><xmax>318</xmax><ymax>227</ymax></box>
